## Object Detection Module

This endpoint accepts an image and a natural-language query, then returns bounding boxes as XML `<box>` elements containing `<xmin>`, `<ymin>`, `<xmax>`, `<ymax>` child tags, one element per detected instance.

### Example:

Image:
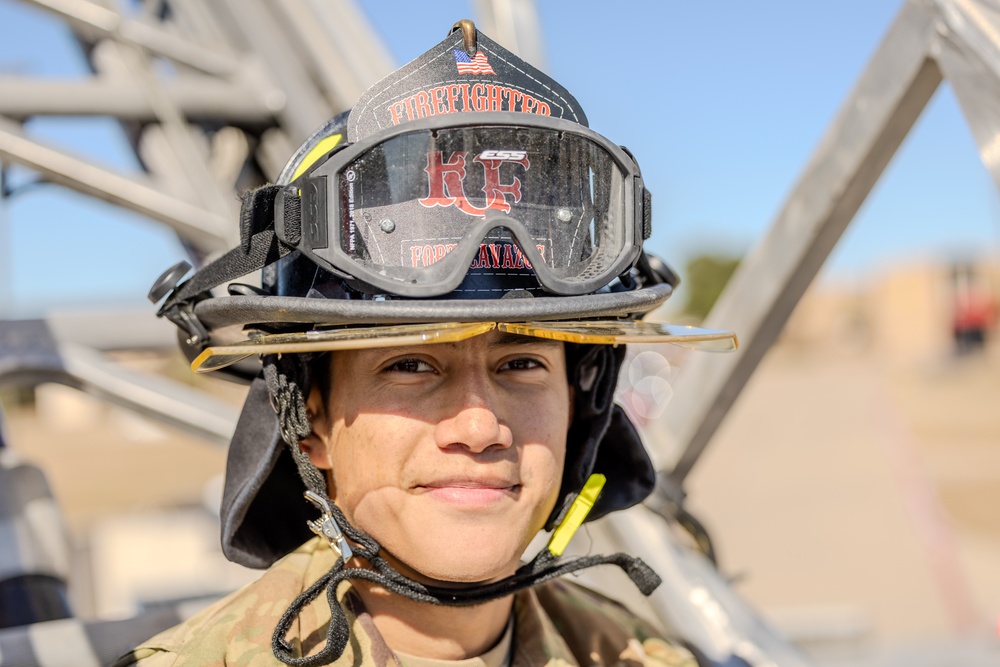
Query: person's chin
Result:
<box><xmin>358</xmin><ymin>497</ymin><xmax>544</xmax><ymax>584</ymax></box>
<box><xmin>393</xmin><ymin>525</ymin><xmax>528</xmax><ymax>585</ymax></box>
<box><xmin>410</xmin><ymin>553</ymin><xmax>520</xmax><ymax>586</ymax></box>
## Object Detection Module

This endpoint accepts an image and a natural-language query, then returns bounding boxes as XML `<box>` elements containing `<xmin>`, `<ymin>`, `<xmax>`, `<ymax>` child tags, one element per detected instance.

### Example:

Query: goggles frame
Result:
<box><xmin>282</xmin><ymin>113</ymin><xmax>649</xmax><ymax>298</ymax></box>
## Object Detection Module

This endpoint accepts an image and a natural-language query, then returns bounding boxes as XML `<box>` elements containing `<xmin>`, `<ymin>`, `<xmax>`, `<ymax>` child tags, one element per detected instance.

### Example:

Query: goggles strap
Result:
<box><xmin>155</xmin><ymin>185</ymin><xmax>302</xmax><ymax>323</ymax></box>
<box><xmin>271</xmin><ymin>495</ymin><xmax>661</xmax><ymax>667</ymax></box>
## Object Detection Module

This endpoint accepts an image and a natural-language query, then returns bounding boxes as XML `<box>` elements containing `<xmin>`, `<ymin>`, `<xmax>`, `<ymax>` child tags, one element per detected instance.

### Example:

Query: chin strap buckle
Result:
<box><xmin>304</xmin><ymin>490</ymin><xmax>354</xmax><ymax>561</ymax></box>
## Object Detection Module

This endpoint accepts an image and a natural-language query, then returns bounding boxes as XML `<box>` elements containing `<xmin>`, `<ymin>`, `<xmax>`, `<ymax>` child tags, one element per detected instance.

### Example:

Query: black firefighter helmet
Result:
<box><xmin>150</xmin><ymin>20</ymin><xmax>736</xmax><ymax>570</ymax></box>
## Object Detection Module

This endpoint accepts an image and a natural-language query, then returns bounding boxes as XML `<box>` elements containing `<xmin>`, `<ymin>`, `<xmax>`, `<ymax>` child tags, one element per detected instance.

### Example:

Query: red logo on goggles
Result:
<box><xmin>419</xmin><ymin>150</ymin><xmax>529</xmax><ymax>217</ymax></box>
<box><xmin>408</xmin><ymin>241</ymin><xmax>546</xmax><ymax>268</ymax></box>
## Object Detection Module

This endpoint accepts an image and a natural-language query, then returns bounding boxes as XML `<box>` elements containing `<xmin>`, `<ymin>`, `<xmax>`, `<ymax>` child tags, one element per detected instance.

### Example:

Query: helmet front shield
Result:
<box><xmin>191</xmin><ymin>320</ymin><xmax>737</xmax><ymax>373</ymax></box>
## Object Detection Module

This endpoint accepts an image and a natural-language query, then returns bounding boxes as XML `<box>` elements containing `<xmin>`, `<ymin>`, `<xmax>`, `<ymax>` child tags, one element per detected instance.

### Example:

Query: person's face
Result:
<box><xmin>304</xmin><ymin>330</ymin><xmax>571</xmax><ymax>584</ymax></box>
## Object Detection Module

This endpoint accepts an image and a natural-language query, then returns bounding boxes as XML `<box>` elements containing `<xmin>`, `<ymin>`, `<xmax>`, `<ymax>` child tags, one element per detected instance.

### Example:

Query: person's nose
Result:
<box><xmin>433</xmin><ymin>374</ymin><xmax>513</xmax><ymax>453</ymax></box>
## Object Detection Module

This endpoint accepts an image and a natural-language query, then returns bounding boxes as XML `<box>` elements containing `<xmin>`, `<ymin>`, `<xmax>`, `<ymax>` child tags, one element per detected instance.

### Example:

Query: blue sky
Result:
<box><xmin>1</xmin><ymin>0</ymin><xmax>997</xmax><ymax>316</ymax></box>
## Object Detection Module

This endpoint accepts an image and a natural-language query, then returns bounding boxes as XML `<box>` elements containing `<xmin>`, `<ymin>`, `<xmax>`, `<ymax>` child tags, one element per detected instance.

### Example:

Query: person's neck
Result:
<box><xmin>352</xmin><ymin>579</ymin><xmax>513</xmax><ymax>659</ymax></box>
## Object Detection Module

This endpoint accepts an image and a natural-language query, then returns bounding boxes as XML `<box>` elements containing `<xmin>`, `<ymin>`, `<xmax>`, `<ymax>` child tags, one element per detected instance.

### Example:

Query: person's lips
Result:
<box><xmin>417</xmin><ymin>476</ymin><xmax>520</xmax><ymax>506</ymax></box>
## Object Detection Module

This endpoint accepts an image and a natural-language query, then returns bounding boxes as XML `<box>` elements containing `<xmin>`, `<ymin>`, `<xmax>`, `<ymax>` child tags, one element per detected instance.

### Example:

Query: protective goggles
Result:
<box><xmin>284</xmin><ymin>113</ymin><xmax>650</xmax><ymax>297</ymax></box>
<box><xmin>191</xmin><ymin>321</ymin><xmax>738</xmax><ymax>373</ymax></box>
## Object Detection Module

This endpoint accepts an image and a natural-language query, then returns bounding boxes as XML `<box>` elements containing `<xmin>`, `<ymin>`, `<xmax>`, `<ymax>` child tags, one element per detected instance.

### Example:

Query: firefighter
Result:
<box><xmin>124</xmin><ymin>20</ymin><xmax>734</xmax><ymax>667</ymax></box>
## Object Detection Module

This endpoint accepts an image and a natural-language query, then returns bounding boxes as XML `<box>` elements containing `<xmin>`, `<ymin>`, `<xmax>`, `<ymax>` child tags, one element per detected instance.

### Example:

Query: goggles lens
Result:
<box><xmin>312</xmin><ymin>124</ymin><xmax>635</xmax><ymax>295</ymax></box>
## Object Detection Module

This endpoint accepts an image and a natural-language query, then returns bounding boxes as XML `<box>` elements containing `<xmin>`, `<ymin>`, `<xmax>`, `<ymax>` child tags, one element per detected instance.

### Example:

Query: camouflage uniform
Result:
<box><xmin>114</xmin><ymin>538</ymin><xmax>696</xmax><ymax>667</ymax></box>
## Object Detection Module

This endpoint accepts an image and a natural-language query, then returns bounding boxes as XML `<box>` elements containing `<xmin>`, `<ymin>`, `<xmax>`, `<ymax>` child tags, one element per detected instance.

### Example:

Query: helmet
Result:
<box><xmin>151</xmin><ymin>19</ymin><xmax>736</xmax><ymax>663</ymax></box>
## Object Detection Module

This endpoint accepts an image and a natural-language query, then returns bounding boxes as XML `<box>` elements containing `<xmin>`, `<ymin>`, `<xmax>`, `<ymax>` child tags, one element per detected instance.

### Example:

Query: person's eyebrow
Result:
<box><xmin>488</xmin><ymin>332</ymin><xmax>563</xmax><ymax>348</ymax></box>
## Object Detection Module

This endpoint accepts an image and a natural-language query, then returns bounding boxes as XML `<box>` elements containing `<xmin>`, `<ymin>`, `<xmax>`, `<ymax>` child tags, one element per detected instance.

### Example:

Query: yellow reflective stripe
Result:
<box><xmin>547</xmin><ymin>474</ymin><xmax>606</xmax><ymax>556</ymax></box>
<box><xmin>291</xmin><ymin>133</ymin><xmax>343</xmax><ymax>181</ymax></box>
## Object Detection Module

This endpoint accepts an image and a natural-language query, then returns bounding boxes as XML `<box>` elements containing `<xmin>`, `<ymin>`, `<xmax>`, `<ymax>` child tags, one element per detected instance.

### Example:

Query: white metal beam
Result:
<box><xmin>0</xmin><ymin>78</ymin><xmax>275</xmax><ymax>123</ymax></box>
<box><xmin>0</xmin><ymin>115</ymin><xmax>228</xmax><ymax>253</ymax></box>
<box><xmin>651</xmin><ymin>0</ymin><xmax>944</xmax><ymax>482</ymax></box>
<box><xmin>0</xmin><ymin>318</ymin><xmax>238</xmax><ymax>445</ymax></box>
<box><xmin>213</xmin><ymin>0</ymin><xmax>334</xmax><ymax>143</ymax></box>
<box><xmin>472</xmin><ymin>0</ymin><xmax>547</xmax><ymax>68</ymax></box>
<box><xmin>23</xmin><ymin>0</ymin><xmax>242</xmax><ymax>76</ymax></box>
<box><xmin>932</xmin><ymin>0</ymin><xmax>1000</xmax><ymax>190</ymax></box>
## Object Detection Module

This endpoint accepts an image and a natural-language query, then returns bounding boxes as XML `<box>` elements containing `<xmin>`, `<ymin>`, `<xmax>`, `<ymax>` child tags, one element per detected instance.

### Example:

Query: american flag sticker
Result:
<box><xmin>453</xmin><ymin>49</ymin><xmax>496</xmax><ymax>75</ymax></box>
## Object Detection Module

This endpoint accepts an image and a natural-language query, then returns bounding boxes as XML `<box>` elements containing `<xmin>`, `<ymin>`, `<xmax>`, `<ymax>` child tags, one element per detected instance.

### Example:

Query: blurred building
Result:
<box><xmin>782</xmin><ymin>257</ymin><xmax>1000</xmax><ymax>367</ymax></box>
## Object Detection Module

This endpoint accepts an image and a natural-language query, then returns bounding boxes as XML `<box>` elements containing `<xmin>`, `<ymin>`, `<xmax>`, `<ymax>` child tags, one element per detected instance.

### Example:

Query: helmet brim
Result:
<box><xmin>195</xmin><ymin>283</ymin><xmax>674</xmax><ymax>330</ymax></box>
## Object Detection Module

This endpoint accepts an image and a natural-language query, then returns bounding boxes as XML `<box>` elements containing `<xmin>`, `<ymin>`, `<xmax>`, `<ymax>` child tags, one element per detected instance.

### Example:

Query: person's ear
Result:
<box><xmin>299</xmin><ymin>385</ymin><xmax>332</xmax><ymax>470</ymax></box>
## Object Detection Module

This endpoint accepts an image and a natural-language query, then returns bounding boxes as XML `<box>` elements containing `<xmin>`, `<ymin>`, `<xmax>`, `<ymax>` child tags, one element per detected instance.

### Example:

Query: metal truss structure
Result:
<box><xmin>1</xmin><ymin>0</ymin><xmax>1000</xmax><ymax>664</ymax></box>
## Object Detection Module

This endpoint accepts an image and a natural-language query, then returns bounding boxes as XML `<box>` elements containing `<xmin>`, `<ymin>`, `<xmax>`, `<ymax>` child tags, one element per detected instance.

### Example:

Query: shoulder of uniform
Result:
<box><xmin>110</xmin><ymin>646</ymin><xmax>178</xmax><ymax>667</ymax></box>
<box><xmin>119</xmin><ymin>539</ymin><xmax>327</xmax><ymax>666</ymax></box>
<box><xmin>532</xmin><ymin>579</ymin><xmax>698</xmax><ymax>666</ymax></box>
<box><xmin>534</xmin><ymin>578</ymin><xmax>653</xmax><ymax>631</ymax></box>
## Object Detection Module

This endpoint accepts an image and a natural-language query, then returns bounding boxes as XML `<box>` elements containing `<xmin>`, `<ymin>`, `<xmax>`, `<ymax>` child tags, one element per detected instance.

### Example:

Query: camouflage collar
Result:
<box><xmin>122</xmin><ymin>537</ymin><xmax>694</xmax><ymax>666</ymax></box>
<box><xmin>294</xmin><ymin>538</ymin><xmax>577</xmax><ymax>666</ymax></box>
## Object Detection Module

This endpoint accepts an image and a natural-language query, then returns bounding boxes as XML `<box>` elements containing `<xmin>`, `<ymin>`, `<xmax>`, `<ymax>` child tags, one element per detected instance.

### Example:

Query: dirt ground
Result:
<box><xmin>684</xmin><ymin>342</ymin><xmax>1000</xmax><ymax>655</ymax></box>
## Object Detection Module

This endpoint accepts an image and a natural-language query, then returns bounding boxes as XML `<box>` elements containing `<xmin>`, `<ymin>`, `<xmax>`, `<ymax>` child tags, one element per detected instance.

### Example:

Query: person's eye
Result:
<box><xmin>499</xmin><ymin>357</ymin><xmax>543</xmax><ymax>372</ymax></box>
<box><xmin>384</xmin><ymin>358</ymin><xmax>435</xmax><ymax>373</ymax></box>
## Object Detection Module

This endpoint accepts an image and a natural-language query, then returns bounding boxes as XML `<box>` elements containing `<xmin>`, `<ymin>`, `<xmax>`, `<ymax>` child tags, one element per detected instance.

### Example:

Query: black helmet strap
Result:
<box><xmin>152</xmin><ymin>186</ymin><xmax>305</xmax><ymax>346</ymax></box>
<box><xmin>262</xmin><ymin>354</ymin><xmax>329</xmax><ymax>499</ymax></box>
<box><xmin>270</xmin><ymin>483</ymin><xmax>661</xmax><ymax>667</ymax></box>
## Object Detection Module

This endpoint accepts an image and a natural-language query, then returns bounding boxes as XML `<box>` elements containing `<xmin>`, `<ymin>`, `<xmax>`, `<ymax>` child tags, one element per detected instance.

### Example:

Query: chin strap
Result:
<box><xmin>271</xmin><ymin>490</ymin><xmax>661</xmax><ymax>667</ymax></box>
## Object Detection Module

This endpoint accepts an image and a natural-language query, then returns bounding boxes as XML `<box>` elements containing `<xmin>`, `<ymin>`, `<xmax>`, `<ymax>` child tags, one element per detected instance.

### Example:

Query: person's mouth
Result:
<box><xmin>417</xmin><ymin>476</ymin><xmax>521</xmax><ymax>506</ymax></box>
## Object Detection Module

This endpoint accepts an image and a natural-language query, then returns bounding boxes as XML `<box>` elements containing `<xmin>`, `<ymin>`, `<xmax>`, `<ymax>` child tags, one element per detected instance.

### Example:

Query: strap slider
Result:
<box><xmin>304</xmin><ymin>490</ymin><xmax>353</xmax><ymax>561</ymax></box>
<box><xmin>161</xmin><ymin>301</ymin><xmax>210</xmax><ymax>347</ymax></box>
<box><xmin>149</xmin><ymin>261</ymin><xmax>210</xmax><ymax>347</ymax></box>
